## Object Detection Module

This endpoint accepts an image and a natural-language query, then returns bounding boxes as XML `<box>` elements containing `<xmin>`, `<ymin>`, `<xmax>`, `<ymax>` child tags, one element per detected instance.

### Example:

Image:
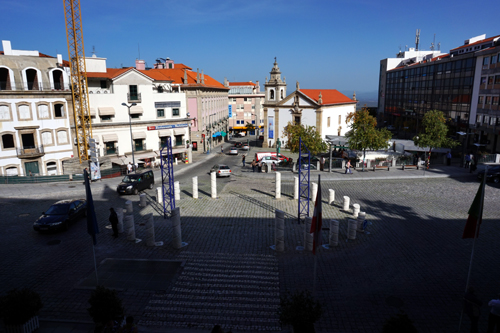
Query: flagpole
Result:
<box><xmin>313</xmin><ymin>250</ymin><xmax>318</xmax><ymax>298</ymax></box>
<box><xmin>458</xmin><ymin>166</ymin><xmax>487</xmax><ymax>332</ymax></box>
<box><xmin>92</xmin><ymin>243</ymin><xmax>99</xmax><ymax>285</ymax></box>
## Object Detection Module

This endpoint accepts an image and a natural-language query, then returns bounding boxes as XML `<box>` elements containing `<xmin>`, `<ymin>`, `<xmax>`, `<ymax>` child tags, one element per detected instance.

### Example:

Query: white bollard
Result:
<box><xmin>294</xmin><ymin>177</ymin><xmax>299</xmax><ymax>200</ymax></box>
<box><xmin>145</xmin><ymin>213</ymin><xmax>155</xmax><ymax>246</ymax></box>
<box><xmin>357</xmin><ymin>212</ymin><xmax>366</xmax><ymax>232</ymax></box>
<box><xmin>116</xmin><ymin>208</ymin><xmax>125</xmax><ymax>234</ymax></box>
<box><xmin>343</xmin><ymin>196</ymin><xmax>350</xmax><ymax>211</ymax></box>
<box><xmin>192</xmin><ymin>176</ymin><xmax>198</xmax><ymax>199</ymax></box>
<box><xmin>275</xmin><ymin>210</ymin><xmax>285</xmax><ymax>252</ymax></box>
<box><xmin>174</xmin><ymin>181</ymin><xmax>180</xmax><ymax>201</ymax></box>
<box><xmin>311</xmin><ymin>182</ymin><xmax>318</xmax><ymax>203</ymax></box>
<box><xmin>329</xmin><ymin>189</ymin><xmax>335</xmax><ymax>205</ymax></box>
<box><xmin>348</xmin><ymin>219</ymin><xmax>357</xmax><ymax>240</ymax></box>
<box><xmin>139</xmin><ymin>193</ymin><xmax>147</xmax><ymax>207</ymax></box>
<box><xmin>329</xmin><ymin>220</ymin><xmax>339</xmax><ymax>247</ymax></box>
<box><xmin>211</xmin><ymin>172</ymin><xmax>217</xmax><ymax>198</ymax></box>
<box><xmin>125</xmin><ymin>200</ymin><xmax>133</xmax><ymax>214</ymax></box>
<box><xmin>175</xmin><ymin>157</ymin><xmax>178</xmax><ymax>165</ymax></box>
<box><xmin>304</xmin><ymin>217</ymin><xmax>313</xmax><ymax>252</ymax></box>
<box><xmin>352</xmin><ymin>203</ymin><xmax>360</xmax><ymax>218</ymax></box>
<box><xmin>171</xmin><ymin>207</ymin><xmax>182</xmax><ymax>249</ymax></box>
<box><xmin>156</xmin><ymin>187</ymin><xmax>163</xmax><ymax>204</ymax></box>
<box><xmin>124</xmin><ymin>214</ymin><xmax>136</xmax><ymax>241</ymax></box>
<box><xmin>275</xmin><ymin>172</ymin><xmax>281</xmax><ymax>199</ymax></box>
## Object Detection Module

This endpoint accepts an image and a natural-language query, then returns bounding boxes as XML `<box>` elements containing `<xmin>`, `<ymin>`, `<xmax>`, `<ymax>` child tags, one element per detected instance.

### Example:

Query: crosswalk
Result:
<box><xmin>140</xmin><ymin>252</ymin><xmax>281</xmax><ymax>331</ymax></box>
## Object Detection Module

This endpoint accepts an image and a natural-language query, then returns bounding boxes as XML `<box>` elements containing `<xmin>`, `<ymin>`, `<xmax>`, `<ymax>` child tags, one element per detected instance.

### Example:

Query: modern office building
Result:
<box><xmin>0</xmin><ymin>40</ymin><xmax>74</xmax><ymax>176</ymax></box>
<box><xmin>225</xmin><ymin>80</ymin><xmax>264</xmax><ymax>137</ymax></box>
<box><xmin>379</xmin><ymin>33</ymin><xmax>500</xmax><ymax>153</ymax></box>
<box><xmin>262</xmin><ymin>59</ymin><xmax>356</xmax><ymax>148</ymax></box>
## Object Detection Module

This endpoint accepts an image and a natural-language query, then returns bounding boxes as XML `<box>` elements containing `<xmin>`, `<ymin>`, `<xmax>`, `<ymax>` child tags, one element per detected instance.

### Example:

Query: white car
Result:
<box><xmin>241</xmin><ymin>143</ymin><xmax>250</xmax><ymax>151</ymax></box>
<box><xmin>228</xmin><ymin>147</ymin><xmax>238</xmax><ymax>155</ymax></box>
<box><xmin>258</xmin><ymin>156</ymin><xmax>281</xmax><ymax>166</ymax></box>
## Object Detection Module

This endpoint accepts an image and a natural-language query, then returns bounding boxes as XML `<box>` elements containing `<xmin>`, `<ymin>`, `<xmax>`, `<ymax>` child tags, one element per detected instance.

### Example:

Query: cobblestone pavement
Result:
<box><xmin>0</xmin><ymin>156</ymin><xmax>499</xmax><ymax>332</ymax></box>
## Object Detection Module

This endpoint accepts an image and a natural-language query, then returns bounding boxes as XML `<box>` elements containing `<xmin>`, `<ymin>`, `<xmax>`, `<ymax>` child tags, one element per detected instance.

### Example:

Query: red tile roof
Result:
<box><xmin>140</xmin><ymin>68</ymin><xmax>227</xmax><ymax>89</ymax></box>
<box><xmin>300</xmin><ymin>89</ymin><xmax>355</xmax><ymax>106</ymax></box>
<box><xmin>86</xmin><ymin>67</ymin><xmax>134</xmax><ymax>79</ymax></box>
<box><xmin>228</xmin><ymin>82</ymin><xmax>256</xmax><ymax>86</ymax></box>
<box><xmin>450</xmin><ymin>35</ymin><xmax>500</xmax><ymax>51</ymax></box>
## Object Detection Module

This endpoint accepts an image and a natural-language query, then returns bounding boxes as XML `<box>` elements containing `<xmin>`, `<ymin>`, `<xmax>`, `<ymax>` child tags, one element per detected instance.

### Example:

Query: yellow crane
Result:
<box><xmin>63</xmin><ymin>0</ymin><xmax>92</xmax><ymax>163</ymax></box>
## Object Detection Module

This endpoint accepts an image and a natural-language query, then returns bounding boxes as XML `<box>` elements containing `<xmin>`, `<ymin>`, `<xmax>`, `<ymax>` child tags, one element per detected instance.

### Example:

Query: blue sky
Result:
<box><xmin>2</xmin><ymin>0</ymin><xmax>500</xmax><ymax>97</ymax></box>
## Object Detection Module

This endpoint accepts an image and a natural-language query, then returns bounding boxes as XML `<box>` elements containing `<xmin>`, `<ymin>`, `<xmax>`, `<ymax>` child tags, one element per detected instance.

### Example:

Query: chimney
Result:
<box><xmin>183</xmin><ymin>69</ymin><xmax>188</xmax><ymax>84</ymax></box>
<box><xmin>201</xmin><ymin>70</ymin><xmax>205</xmax><ymax>84</ymax></box>
<box><xmin>2</xmin><ymin>40</ymin><xmax>12</xmax><ymax>55</ymax></box>
<box><xmin>57</xmin><ymin>54</ymin><xmax>63</xmax><ymax>65</ymax></box>
<box><xmin>196</xmin><ymin>68</ymin><xmax>200</xmax><ymax>84</ymax></box>
<box><xmin>135</xmin><ymin>59</ymin><xmax>145</xmax><ymax>70</ymax></box>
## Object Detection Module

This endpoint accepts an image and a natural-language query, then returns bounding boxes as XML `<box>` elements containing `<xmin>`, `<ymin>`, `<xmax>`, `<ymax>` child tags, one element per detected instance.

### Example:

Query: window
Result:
<box><xmin>105</xmin><ymin>141</ymin><xmax>116</xmax><ymax>155</ymax></box>
<box><xmin>0</xmin><ymin>68</ymin><xmax>11</xmax><ymax>90</ymax></box>
<box><xmin>338</xmin><ymin>115</ymin><xmax>342</xmax><ymax>124</ymax></box>
<box><xmin>2</xmin><ymin>134</ymin><xmax>15</xmax><ymax>149</ymax></box>
<box><xmin>493</xmin><ymin>96</ymin><xmax>499</xmax><ymax>105</ymax></box>
<box><xmin>492</xmin><ymin>56</ymin><xmax>497</xmax><ymax>65</ymax></box>
<box><xmin>172</xmin><ymin>108</ymin><xmax>180</xmax><ymax>116</ymax></box>
<box><xmin>476</xmin><ymin>115</ymin><xmax>482</xmax><ymax>123</ymax></box>
<box><xmin>483</xmin><ymin>57</ymin><xmax>489</xmax><ymax>66</ymax></box>
<box><xmin>100</xmin><ymin>115</ymin><xmax>112</xmax><ymax>121</ymax></box>
<box><xmin>485</xmin><ymin>96</ymin><xmax>491</xmax><ymax>105</ymax></box>
<box><xmin>0</xmin><ymin>105</ymin><xmax>11</xmax><ymax>120</ymax></box>
<box><xmin>488</xmin><ymin>76</ymin><xmax>494</xmax><ymax>85</ymax></box>
<box><xmin>157</xmin><ymin>109</ymin><xmax>164</xmax><ymax>117</ymax></box>
<box><xmin>483</xmin><ymin>116</ymin><xmax>489</xmax><ymax>124</ymax></box>
<box><xmin>134</xmin><ymin>139</ymin><xmax>144</xmax><ymax>151</ymax></box>
<box><xmin>490</xmin><ymin>117</ymin><xmax>496</xmax><ymax>126</ymax></box>
<box><xmin>280</xmin><ymin>89</ymin><xmax>283</xmax><ymax>99</ymax></box>
<box><xmin>18</xmin><ymin>104</ymin><xmax>31</xmax><ymax>120</ymax></box>
<box><xmin>294</xmin><ymin>116</ymin><xmax>300</xmax><ymax>124</ymax></box>
<box><xmin>100</xmin><ymin>80</ymin><xmax>107</xmax><ymax>89</ymax></box>
<box><xmin>327</xmin><ymin>117</ymin><xmax>330</xmax><ymax>127</ymax></box>
<box><xmin>38</xmin><ymin>104</ymin><xmax>50</xmax><ymax>119</ymax></box>
<box><xmin>26</xmin><ymin>69</ymin><xmax>39</xmax><ymax>90</ymax></box>
<box><xmin>130</xmin><ymin>114</ymin><xmax>140</xmax><ymax>119</ymax></box>
<box><xmin>244</xmin><ymin>97</ymin><xmax>251</xmax><ymax>102</ymax></box>
<box><xmin>175</xmin><ymin>135</ymin><xmax>183</xmax><ymax>146</ymax></box>
<box><xmin>56</xmin><ymin>130</ymin><xmax>68</xmax><ymax>144</ymax></box>
<box><xmin>54</xmin><ymin>104</ymin><xmax>64</xmax><ymax>118</ymax></box>
<box><xmin>129</xmin><ymin>85</ymin><xmax>139</xmax><ymax>100</ymax></box>
<box><xmin>41</xmin><ymin>131</ymin><xmax>53</xmax><ymax>145</ymax></box>
<box><xmin>478</xmin><ymin>96</ymin><xmax>484</xmax><ymax>104</ymax></box>
<box><xmin>495</xmin><ymin>75</ymin><xmax>500</xmax><ymax>84</ymax></box>
<box><xmin>270</xmin><ymin>90</ymin><xmax>275</xmax><ymax>100</ymax></box>
<box><xmin>46</xmin><ymin>162</ymin><xmax>57</xmax><ymax>175</ymax></box>
<box><xmin>481</xmin><ymin>77</ymin><xmax>487</xmax><ymax>85</ymax></box>
<box><xmin>52</xmin><ymin>70</ymin><xmax>64</xmax><ymax>90</ymax></box>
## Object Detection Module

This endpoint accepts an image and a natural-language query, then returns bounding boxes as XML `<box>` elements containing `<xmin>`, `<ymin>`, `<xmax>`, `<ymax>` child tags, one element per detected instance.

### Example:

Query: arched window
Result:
<box><xmin>57</xmin><ymin>130</ymin><xmax>69</xmax><ymax>144</ymax></box>
<box><xmin>54</xmin><ymin>103</ymin><xmax>65</xmax><ymax>118</ymax></box>
<box><xmin>41</xmin><ymin>131</ymin><xmax>53</xmax><ymax>145</ymax></box>
<box><xmin>2</xmin><ymin>133</ymin><xmax>15</xmax><ymax>149</ymax></box>
<box><xmin>0</xmin><ymin>105</ymin><xmax>11</xmax><ymax>120</ymax></box>
<box><xmin>5</xmin><ymin>167</ymin><xmax>18</xmax><ymax>176</ymax></box>
<box><xmin>0</xmin><ymin>68</ymin><xmax>11</xmax><ymax>90</ymax></box>
<box><xmin>52</xmin><ymin>70</ymin><xmax>64</xmax><ymax>90</ymax></box>
<box><xmin>26</xmin><ymin>69</ymin><xmax>39</xmax><ymax>90</ymax></box>
<box><xmin>38</xmin><ymin>104</ymin><xmax>50</xmax><ymax>119</ymax></box>
<box><xmin>46</xmin><ymin>161</ymin><xmax>57</xmax><ymax>175</ymax></box>
<box><xmin>18</xmin><ymin>104</ymin><xmax>31</xmax><ymax>120</ymax></box>
<box><xmin>280</xmin><ymin>89</ymin><xmax>283</xmax><ymax>99</ymax></box>
<box><xmin>270</xmin><ymin>90</ymin><xmax>275</xmax><ymax>100</ymax></box>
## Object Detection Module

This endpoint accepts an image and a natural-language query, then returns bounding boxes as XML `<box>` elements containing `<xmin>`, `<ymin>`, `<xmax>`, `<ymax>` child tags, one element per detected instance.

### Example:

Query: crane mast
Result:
<box><xmin>63</xmin><ymin>0</ymin><xmax>92</xmax><ymax>163</ymax></box>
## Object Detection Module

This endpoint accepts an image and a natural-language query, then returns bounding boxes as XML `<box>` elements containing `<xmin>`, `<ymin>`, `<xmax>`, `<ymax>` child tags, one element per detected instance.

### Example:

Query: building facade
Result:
<box><xmin>225</xmin><ymin>80</ymin><xmax>264</xmax><ymax>137</ymax></box>
<box><xmin>262</xmin><ymin>59</ymin><xmax>356</xmax><ymax>148</ymax></box>
<box><xmin>379</xmin><ymin>33</ymin><xmax>500</xmax><ymax>153</ymax></box>
<box><xmin>0</xmin><ymin>40</ymin><xmax>74</xmax><ymax>176</ymax></box>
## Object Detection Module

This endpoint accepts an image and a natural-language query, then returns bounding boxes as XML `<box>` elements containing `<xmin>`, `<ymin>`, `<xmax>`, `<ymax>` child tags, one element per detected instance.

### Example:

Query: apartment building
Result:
<box><xmin>225</xmin><ymin>80</ymin><xmax>264</xmax><ymax>137</ymax></box>
<box><xmin>0</xmin><ymin>40</ymin><xmax>74</xmax><ymax>176</ymax></box>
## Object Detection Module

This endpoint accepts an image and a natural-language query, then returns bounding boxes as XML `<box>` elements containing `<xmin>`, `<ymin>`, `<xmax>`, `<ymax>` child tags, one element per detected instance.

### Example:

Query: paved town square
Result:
<box><xmin>0</xmin><ymin>164</ymin><xmax>499</xmax><ymax>332</ymax></box>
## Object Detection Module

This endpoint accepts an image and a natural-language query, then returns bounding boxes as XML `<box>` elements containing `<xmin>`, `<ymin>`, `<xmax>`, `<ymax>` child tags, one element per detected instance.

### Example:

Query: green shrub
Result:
<box><xmin>87</xmin><ymin>286</ymin><xmax>124</xmax><ymax>325</ymax></box>
<box><xmin>278</xmin><ymin>290</ymin><xmax>322</xmax><ymax>332</ymax></box>
<box><xmin>0</xmin><ymin>288</ymin><xmax>43</xmax><ymax>325</ymax></box>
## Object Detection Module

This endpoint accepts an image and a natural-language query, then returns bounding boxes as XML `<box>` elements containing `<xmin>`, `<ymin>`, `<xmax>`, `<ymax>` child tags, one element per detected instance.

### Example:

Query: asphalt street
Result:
<box><xmin>0</xmin><ymin>143</ymin><xmax>499</xmax><ymax>333</ymax></box>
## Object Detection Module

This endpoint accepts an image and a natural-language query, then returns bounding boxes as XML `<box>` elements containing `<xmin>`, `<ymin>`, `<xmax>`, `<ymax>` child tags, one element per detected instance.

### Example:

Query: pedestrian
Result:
<box><xmin>242</xmin><ymin>155</ymin><xmax>246</xmax><ymax>167</ymax></box>
<box><xmin>447</xmin><ymin>151</ymin><xmax>452</xmax><ymax>166</ymax></box>
<box><xmin>134</xmin><ymin>162</ymin><xmax>138</xmax><ymax>171</ymax></box>
<box><xmin>251</xmin><ymin>159</ymin><xmax>256</xmax><ymax>172</ymax></box>
<box><xmin>463</xmin><ymin>286</ymin><xmax>482</xmax><ymax>333</ymax></box>
<box><xmin>109</xmin><ymin>208</ymin><xmax>118</xmax><ymax>238</ymax></box>
<box><xmin>271</xmin><ymin>162</ymin><xmax>276</xmax><ymax>171</ymax></box>
<box><xmin>487</xmin><ymin>293</ymin><xmax>500</xmax><ymax>333</ymax></box>
<box><xmin>221</xmin><ymin>146</ymin><xmax>224</xmax><ymax>154</ymax></box>
<box><xmin>470</xmin><ymin>155</ymin><xmax>476</xmax><ymax>173</ymax></box>
<box><xmin>465</xmin><ymin>153</ymin><xmax>471</xmax><ymax>169</ymax></box>
<box><xmin>119</xmin><ymin>316</ymin><xmax>138</xmax><ymax>333</ymax></box>
<box><xmin>127</xmin><ymin>162</ymin><xmax>133</xmax><ymax>174</ymax></box>
<box><xmin>258</xmin><ymin>160</ymin><xmax>262</xmax><ymax>173</ymax></box>
<box><xmin>345</xmin><ymin>160</ymin><xmax>352</xmax><ymax>174</ymax></box>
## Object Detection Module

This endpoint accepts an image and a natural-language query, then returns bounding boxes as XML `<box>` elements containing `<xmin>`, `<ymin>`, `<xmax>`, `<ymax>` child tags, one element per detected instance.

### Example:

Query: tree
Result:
<box><xmin>345</xmin><ymin>108</ymin><xmax>392</xmax><ymax>171</ymax></box>
<box><xmin>282</xmin><ymin>121</ymin><xmax>327</xmax><ymax>155</ymax></box>
<box><xmin>413</xmin><ymin>110</ymin><xmax>458</xmax><ymax>169</ymax></box>
<box><xmin>245</xmin><ymin>121</ymin><xmax>256</xmax><ymax>134</ymax></box>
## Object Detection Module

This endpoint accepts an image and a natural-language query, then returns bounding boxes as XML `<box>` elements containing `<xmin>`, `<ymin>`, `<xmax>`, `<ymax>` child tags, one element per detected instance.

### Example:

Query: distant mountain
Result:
<box><xmin>340</xmin><ymin>90</ymin><xmax>378</xmax><ymax>109</ymax></box>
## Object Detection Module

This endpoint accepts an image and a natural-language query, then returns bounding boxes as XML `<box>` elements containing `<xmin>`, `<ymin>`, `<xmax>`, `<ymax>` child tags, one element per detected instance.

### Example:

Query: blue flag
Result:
<box><xmin>84</xmin><ymin>169</ymin><xmax>99</xmax><ymax>245</ymax></box>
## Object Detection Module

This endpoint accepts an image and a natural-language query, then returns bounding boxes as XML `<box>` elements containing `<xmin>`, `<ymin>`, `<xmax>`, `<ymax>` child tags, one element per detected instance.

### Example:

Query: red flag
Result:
<box><xmin>462</xmin><ymin>172</ymin><xmax>486</xmax><ymax>239</ymax></box>
<box><xmin>310</xmin><ymin>176</ymin><xmax>322</xmax><ymax>254</ymax></box>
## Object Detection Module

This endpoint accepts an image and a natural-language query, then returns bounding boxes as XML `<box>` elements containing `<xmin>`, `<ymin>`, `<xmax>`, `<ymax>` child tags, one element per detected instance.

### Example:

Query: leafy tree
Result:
<box><xmin>278</xmin><ymin>290</ymin><xmax>322</xmax><ymax>332</ymax></box>
<box><xmin>413</xmin><ymin>110</ymin><xmax>458</xmax><ymax>169</ymax></box>
<box><xmin>282</xmin><ymin>121</ymin><xmax>327</xmax><ymax>155</ymax></box>
<box><xmin>245</xmin><ymin>121</ymin><xmax>256</xmax><ymax>134</ymax></box>
<box><xmin>345</xmin><ymin>108</ymin><xmax>392</xmax><ymax>171</ymax></box>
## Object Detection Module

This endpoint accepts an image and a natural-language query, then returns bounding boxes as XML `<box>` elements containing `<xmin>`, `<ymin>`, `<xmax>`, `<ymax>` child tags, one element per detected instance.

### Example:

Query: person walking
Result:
<box><xmin>463</xmin><ymin>286</ymin><xmax>482</xmax><ymax>333</ymax></box>
<box><xmin>446</xmin><ymin>151</ymin><xmax>452</xmax><ymax>166</ymax></box>
<box><xmin>221</xmin><ymin>146</ymin><xmax>224</xmax><ymax>154</ymax></box>
<box><xmin>109</xmin><ymin>208</ymin><xmax>119</xmax><ymax>238</ymax></box>
<box><xmin>127</xmin><ymin>162</ymin><xmax>133</xmax><ymax>174</ymax></box>
<box><xmin>465</xmin><ymin>153</ymin><xmax>471</xmax><ymax>169</ymax></box>
<box><xmin>345</xmin><ymin>160</ymin><xmax>352</xmax><ymax>174</ymax></box>
<box><xmin>257</xmin><ymin>160</ymin><xmax>262</xmax><ymax>173</ymax></box>
<box><xmin>251</xmin><ymin>159</ymin><xmax>256</xmax><ymax>172</ymax></box>
<box><xmin>242</xmin><ymin>155</ymin><xmax>246</xmax><ymax>167</ymax></box>
<box><xmin>487</xmin><ymin>293</ymin><xmax>500</xmax><ymax>333</ymax></box>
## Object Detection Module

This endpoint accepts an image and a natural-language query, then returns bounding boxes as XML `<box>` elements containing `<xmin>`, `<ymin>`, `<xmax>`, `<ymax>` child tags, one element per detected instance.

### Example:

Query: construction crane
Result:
<box><xmin>63</xmin><ymin>0</ymin><xmax>92</xmax><ymax>163</ymax></box>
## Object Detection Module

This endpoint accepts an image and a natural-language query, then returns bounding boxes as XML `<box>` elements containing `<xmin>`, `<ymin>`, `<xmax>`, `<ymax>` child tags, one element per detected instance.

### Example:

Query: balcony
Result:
<box><xmin>0</xmin><ymin>81</ymin><xmax>70</xmax><ymax>92</ymax></box>
<box><xmin>16</xmin><ymin>146</ymin><xmax>44</xmax><ymax>158</ymax></box>
<box><xmin>127</xmin><ymin>92</ymin><xmax>141</xmax><ymax>103</ymax></box>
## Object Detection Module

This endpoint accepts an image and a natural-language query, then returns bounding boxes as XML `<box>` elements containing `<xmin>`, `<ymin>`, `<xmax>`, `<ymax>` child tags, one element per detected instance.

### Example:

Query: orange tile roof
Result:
<box><xmin>300</xmin><ymin>89</ymin><xmax>355</xmax><ymax>105</ymax></box>
<box><xmin>228</xmin><ymin>82</ymin><xmax>256</xmax><ymax>86</ymax></box>
<box><xmin>87</xmin><ymin>67</ymin><xmax>134</xmax><ymax>79</ymax></box>
<box><xmin>139</xmin><ymin>68</ymin><xmax>227</xmax><ymax>89</ymax></box>
<box><xmin>450</xmin><ymin>35</ymin><xmax>500</xmax><ymax>51</ymax></box>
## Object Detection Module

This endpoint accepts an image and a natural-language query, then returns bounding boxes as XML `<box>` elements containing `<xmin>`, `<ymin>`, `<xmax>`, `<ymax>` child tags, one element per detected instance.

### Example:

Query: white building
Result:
<box><xmin>262</xmin><ymin>59</ymin><xmax>357</xmax><ymax>148</ymax></box>
<box><xmin>224</xmin><ymin>80</ymin><xmax>264</xmax><ymax>136</ymax></box>
<box><xmin>85</xmin><ymin>56</ymin><xmax>189</xmax><ymax>167</ymax></box>
<box><xmin>0</xmin><ymin>40</ymin><xmax>74</xmax><ymax>176</ymax></box>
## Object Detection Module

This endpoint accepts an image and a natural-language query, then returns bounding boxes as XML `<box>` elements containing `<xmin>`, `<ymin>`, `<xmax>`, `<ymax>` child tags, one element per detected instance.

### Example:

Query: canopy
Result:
<box><xmin>221</xmin><ymin>131</ymin><xmax>227</xmax><ymax>137</ymax></box>
<box><xmin>212</xmin><ymin>131</ymin><xmax>221</xmax><ymax>138</ymax></box>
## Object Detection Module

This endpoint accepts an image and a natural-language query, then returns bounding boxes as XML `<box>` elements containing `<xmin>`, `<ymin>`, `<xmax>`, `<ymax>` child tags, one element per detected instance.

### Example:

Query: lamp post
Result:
<box><xmin>121</xmin><ymin>102</ymin><xmax>137</xmax><ymax>172</ymax></box>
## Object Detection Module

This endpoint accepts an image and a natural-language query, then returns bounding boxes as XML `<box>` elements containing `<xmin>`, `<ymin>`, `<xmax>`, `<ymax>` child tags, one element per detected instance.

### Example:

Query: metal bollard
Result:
<box><xmin>275</xmin><ymin>172</ymin><xmax>281</xmax><ymax>199</ymax></box>
<box><xmin>343</xmin><ymin>196</ymin><xmax>350</xmax><ymax>211</ymax></box>
<box><xmin>211</xmin><ymin>172</ymin><xmax>217</xmax><ymax>198</ymax></box>
<box><xmin>347</xmin><ymin>219</ymin><xmax>357</xmax><ymax>240</ymax></box>
<box><xmin>116</xmin><ymin>208</ymin><xmax>125</xmax><ymax>233</ymax></box>
<box><xmin>352</xmin><ymin>203</ymin><xmax>360</xmax><ymax>218</ymax></box>
<box><xmin>311</xmin><ymin>182</ymin><xmax>318</xmax><ymax>203</ymax></box>
<box><xmin>156</xmin><ymin>187</ymin><xmax>162</xmax><ymax>204</ymax></box>
<box><xmin>139</xmin><ymin>193</ymin><xmax>147</xmax><ymax>207</ymax></box>
<box><xmin>294</xmin><ymin>176</ymin><xmax>299</xmax><ymax>200</ymax></box>
<box><xmin>174</xmin><ymin>181</ymin><xmax>180</xmax><ymax>201</ymax></box>
<box><xmin>192</xmin><ymin>176</ymin><xmax>198</xmax><ymax>199</ymax></box>
<box><xmin>125</xmin><ymin>200</ymin><xmax>133</xmax><ymax>214</ymax></box>
<box><xmin>124</xmin><ymin>214</ymin><xmax>136</xmax><ymax>241</ymax></box>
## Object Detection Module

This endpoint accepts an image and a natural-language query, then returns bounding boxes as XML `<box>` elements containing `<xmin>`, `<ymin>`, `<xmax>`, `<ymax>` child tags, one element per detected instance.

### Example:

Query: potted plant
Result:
<box><xmin>87</xmin><ymin>286</ymin><xmax>124</xmax><ymax>332</ymax></box>
<box><xmin>278</xmin><ymin>290</ymin><xmax>322</xmax><ymax>333</ymax></box>
<box><xmin>0</xmin><ymin>288</ymin><xmax>43</xmax><ymax>332</ymax></box>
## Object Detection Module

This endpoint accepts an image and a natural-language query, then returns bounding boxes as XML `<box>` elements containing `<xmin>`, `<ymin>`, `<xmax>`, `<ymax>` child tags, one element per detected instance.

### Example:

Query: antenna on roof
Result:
<box><xmin>438</xmin><ymin>42</ymin><xmax>441</xmax><ymax>51</ymax></box>
<box><xmin>92</xmin><ymin>46</ymin><xmax>96</xmax><ymax>56</ymax></box>
<box><xmin>415</xmin><ymin>29</ymin><xmax>421</xmax><ymax>51</ymax></box>
<box><xmin>430</xmin><ymin>34</ymin><xmax>436</xmax><ymax>51</ymax></box>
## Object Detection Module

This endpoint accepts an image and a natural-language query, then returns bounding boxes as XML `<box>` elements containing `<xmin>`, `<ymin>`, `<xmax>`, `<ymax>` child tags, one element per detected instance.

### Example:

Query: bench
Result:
<box><xmin>372</xmin><ymin>165</ymin><xmax>390</xmax><ymax>171</ymax></box>
<box><xmin>401</xmin><ymin>164</ymin><xmax>419</xmax><ymax>170</ymax></box>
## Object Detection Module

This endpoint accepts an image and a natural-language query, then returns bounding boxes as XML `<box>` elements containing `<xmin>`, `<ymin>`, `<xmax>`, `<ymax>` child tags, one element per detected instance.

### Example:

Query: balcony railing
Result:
<box><xmin>127</xmin><ymin>92</ymin><xmax>142</xmax><ymax>103</ymax></box>
<box><xmin>16</xmin><ymin>146</ymin><xmax>44</xmax><ymax>158</ymax></box>
<box><xmin>0</xmin><ymin>81</ymin><xmax>70</xmax><ymax>92</ymax></box>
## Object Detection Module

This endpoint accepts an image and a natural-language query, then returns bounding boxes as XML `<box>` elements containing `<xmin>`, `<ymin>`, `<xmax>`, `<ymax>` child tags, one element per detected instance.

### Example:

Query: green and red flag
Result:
<box><xmin>462</xmin><ymin>172</ymin><xmax>486</xmax><ymax>239</ymax></box>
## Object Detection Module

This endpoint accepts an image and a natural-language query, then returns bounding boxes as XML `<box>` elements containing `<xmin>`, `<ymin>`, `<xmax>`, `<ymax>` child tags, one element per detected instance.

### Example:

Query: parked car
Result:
<box><xmin>228</xmin><ymin>147</ymin><xmax>238</xmax><ymax>155</ymax></box>
<box><xmin>234</xmin><ymin>142</ymin><xmax>243</xmax><ymax>148</ymax></box>
<box><xmin>117</xmin><ymin>170</ymin><xmax>155</xmax><ymax>195</ymax></box>
<box><xmin>477</xmin><ymin>165</ymin><xmax>500</xmax><ymax>183</ymax></box>
<box><xmin>241</xmin><ymin>143</ymin><xmax>250</xmax><ymax>150</ymax></box>
<box><xmin>33</xmin><ymin>199</ymin><xmax>87</xmax><ymax>232</ymax></box>
<box><xmin>210</xmin><ymin>164</ymin><xmax>231</xmax><ymax>177</ymax></box>
<box><xmin>387</xmin><ymin>125</ymin><xmax>396</xmax><ymax>131</ymax></box>
<box><xmin>258</xmin><ymin>156</ymin><xmax>282</xmax><ymax>166</ymax></box>
<box><xmin>255</xmin><ymin>152</ymin><xmax>290</xmax><ymax>163</ymax></box>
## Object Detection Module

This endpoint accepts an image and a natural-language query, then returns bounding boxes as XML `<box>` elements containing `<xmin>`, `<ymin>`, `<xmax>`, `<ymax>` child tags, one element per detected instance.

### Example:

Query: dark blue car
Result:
<box><xmin>33</xmin><ymin>199</ymin><xmax>87</xmax><ymax>232</ymax></box>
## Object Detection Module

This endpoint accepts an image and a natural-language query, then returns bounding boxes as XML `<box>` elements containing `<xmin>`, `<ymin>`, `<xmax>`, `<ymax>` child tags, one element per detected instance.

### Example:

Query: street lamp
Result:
<box><xmin>121</xmin><ymin>102</ymin><xmax>137</xmax><ymax>172</ymax></box>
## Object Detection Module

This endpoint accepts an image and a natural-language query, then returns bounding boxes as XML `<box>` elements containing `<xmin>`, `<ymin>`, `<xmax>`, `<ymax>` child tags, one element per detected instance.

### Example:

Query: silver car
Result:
<box><xmin>210</xmin><ymin>164</ymin><xmax>231</xmax><ymax>177</ymax></box>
